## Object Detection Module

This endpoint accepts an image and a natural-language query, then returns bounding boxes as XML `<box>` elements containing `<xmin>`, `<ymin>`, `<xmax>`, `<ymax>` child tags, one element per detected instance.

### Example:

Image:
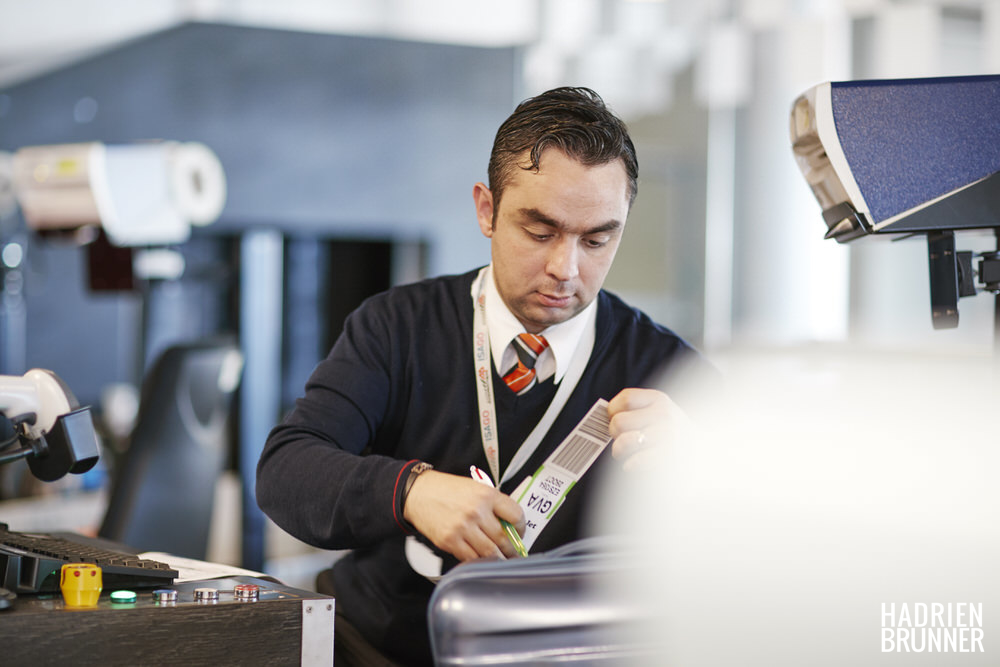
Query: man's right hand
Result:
<box><xmin>402</xmin><ymin>470</ymin><xmax>526</xmax><ymax>561</ymax></box>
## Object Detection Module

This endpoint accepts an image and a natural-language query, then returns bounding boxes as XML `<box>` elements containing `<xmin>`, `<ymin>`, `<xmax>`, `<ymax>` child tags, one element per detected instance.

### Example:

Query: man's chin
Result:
<box><xmin>519</xmin><ymin>304</ymin><xmax>580</xmax><ymax>332</ymax></box>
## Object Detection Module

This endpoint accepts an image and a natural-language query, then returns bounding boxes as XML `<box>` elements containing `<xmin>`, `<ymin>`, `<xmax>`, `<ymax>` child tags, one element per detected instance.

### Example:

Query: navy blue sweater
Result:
<box><xmin>256</xmin><ymin>268</ymin><xmax>706</xmax><ymax>665</ymax></box>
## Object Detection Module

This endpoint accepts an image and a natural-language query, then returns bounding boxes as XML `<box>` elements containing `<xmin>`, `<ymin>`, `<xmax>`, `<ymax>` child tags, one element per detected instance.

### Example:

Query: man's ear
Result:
<box><xmin>472</xmin><ymin>182</ymin><xmax>495</xmax><ymax>238</ymax></box>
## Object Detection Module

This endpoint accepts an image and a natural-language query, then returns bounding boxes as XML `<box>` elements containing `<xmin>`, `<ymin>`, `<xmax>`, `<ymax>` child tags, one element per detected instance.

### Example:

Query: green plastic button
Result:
<box><xmin>110</xmin><ymin>590</ymin><xmax>137</xmax><ymax>604</ymax></box>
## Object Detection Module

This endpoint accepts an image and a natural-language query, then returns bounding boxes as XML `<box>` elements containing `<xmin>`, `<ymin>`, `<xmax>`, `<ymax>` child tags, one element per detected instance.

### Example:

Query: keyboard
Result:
<box><xmin>0</xmin><ymin>523</ymin><xmax>178</xmax><ymax>594</ymax></box>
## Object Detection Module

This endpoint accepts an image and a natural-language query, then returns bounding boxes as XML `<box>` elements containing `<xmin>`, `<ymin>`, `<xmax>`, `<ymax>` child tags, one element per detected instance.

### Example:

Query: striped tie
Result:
<box><xmin>502</xmin><ymin>333</ymin><xmax>550</xmax><ymax>395</ymax></box>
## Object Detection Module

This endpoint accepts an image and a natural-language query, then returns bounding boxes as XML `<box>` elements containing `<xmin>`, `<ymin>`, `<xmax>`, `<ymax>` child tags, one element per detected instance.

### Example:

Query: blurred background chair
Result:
<box><xmin>98</xmin><ymin>339</ymin><xmax>244</xmax><ymax>560</ymax></box>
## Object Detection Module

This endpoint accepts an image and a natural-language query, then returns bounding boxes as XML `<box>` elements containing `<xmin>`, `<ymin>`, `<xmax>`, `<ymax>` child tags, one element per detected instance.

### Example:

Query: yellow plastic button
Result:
<box><xmin>60</xmin><ymin>563</ymin><xmax>102</xmax><ymax>608</ymax></box>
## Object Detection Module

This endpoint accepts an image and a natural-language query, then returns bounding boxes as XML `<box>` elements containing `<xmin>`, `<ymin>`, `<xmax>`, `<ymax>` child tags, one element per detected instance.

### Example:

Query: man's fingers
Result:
<box><xmin>607</xmin><ymin>388</ymin><xmax>695</xmax><ymax>474</ymax></box>
<box><xmin>492</xmin><ymin>494</ymin><xmax>525</xmax><ymax>531</ymax></box>
<box><xmin>607</xmin><ymin>387</ymin><xmax>662</xmax><ymax>414</ymax></box>
<box><xmin>611</xmin><ymin>428</ymin><xmax>648</xmax><ymax>461</ymax></box>
<box><xmin>468</xmin><ymin>526</ymin><xmax>506</xmax><ymax>560</ymax></box>
<box><xmin>490</xmin><ymin>524</ymin><xmax>519</xmax><ymax>560</ymax></box>
<box><xmin>488</xmin><ymin>496</ymin><xmax>525</xmax><ymax>558</ymax></box>
<box><xmin>608</xmin><ymin>388</ymin><xmax>676</xmax><ymax>437</ymax></box>
<box><xmin>441</xmin><ymin>522</ymin><xmax>504</xmax><ymax>562</ymax></box>
<box><xmin>403</xmin><ymin>470</ymin><xmax>527</xmax><ymax>561</ymax></box>
<box><xmin>609</xmin><ymin>409</ymin><xmax>648</xmax><ymax>437</ymax></box>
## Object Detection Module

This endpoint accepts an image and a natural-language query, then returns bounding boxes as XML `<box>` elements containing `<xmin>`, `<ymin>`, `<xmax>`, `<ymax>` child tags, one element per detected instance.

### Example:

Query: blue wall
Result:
<box><xmin>0</xmin><ymin>22</ymin><xmax>518</xmax><ymax>401</ymax></box>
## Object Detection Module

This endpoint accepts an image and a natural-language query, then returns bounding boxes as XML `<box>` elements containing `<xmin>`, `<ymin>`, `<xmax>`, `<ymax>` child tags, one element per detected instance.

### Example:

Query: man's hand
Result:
<box><xmin>402</xmin><ymin>470</ymin><xmax>526</xmax><ymax>562</ymax></box>
<box><xmin>607</xmin><ymin>388</ymin><xmax>688</xmax><ymax>472</ymax></box>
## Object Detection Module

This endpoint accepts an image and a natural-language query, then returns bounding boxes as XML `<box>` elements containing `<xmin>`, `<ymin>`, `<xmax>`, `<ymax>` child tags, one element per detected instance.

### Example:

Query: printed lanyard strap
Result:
<box><xmin>471</xmin><ymin>266</ymin><xmax>595</xmax><ymax>485</ymax></box>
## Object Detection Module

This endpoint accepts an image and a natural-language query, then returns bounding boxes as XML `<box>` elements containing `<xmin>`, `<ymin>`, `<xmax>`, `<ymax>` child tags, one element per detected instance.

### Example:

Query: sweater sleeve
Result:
<box><xmin>255</xmin><ymin>295</ymin><xmax>415</xmax><ymax>550</ymax></box>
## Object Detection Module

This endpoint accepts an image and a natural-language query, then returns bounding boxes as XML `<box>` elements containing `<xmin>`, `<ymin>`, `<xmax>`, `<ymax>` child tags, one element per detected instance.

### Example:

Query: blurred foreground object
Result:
<box><xmin>594</xmin><ymin>347</ymin><xmax>999</xmax><ymax>666</ymax></box>
<box><xmin>790</xmin><ymin>75</ymin><xmax>1000</xmax><ymax>328</ymax></box>
<box><xmin>428</xmin><ymin>537</ymin><xmax>652</xmax><ymax>665</ymax></box>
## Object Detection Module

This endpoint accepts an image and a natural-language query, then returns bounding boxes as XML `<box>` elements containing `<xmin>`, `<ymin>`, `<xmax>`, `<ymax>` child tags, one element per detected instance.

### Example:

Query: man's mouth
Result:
<box><xmin>536</xmin><ymin>292</ymin><xmax>573</xmax><ymax>308</ymax></box>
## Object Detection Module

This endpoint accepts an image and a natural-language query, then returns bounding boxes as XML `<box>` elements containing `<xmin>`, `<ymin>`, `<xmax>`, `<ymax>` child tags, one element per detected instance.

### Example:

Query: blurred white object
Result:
<box><xmin>99</xmin><ymin>382</ymin><xmax>139</xmax><ymax>441</ymax></box>
<box><xmin>133</xmin><ymin>248</ymin><xmax>186</xmax><ymax>281</ymax></box>
<box><xmin>593</xmin><ymin>347</ymin><xmax>1000</xmax><ymax>666</ymax></box>
<box><xmin>0</xmin><ymin>368</ymin><xmax>100</xmax><ymax>482</ymax></box>
<box><xmin>10</xmin><ymin>141</ymin><xmax>226</xmax><ymax>245</ymax></box>
<box><xmin>0</xmin><ymin>368</ymin><xmax>78</xmax><ymax>440</ymax></box>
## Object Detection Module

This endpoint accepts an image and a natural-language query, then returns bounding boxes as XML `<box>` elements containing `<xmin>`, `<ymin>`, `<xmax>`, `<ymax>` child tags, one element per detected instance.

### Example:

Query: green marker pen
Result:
<box><xmin>469</xmin><ymin>465</ymin><xmax>528</xmax><ymax>558</ymax></box>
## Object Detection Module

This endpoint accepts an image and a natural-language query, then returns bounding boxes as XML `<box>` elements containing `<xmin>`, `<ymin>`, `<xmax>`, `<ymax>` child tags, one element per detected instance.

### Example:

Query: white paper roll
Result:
<box><xmin>97</xmin><ymin>143</ymin><xmax>189</xmax><ymax>246</ymax></box>
<box><xmin>169</xmin><ymin>142</ymin><xmax>227</xmax><ymax>226</ymax></box>
<box><xmin>12</xmin><ymin>141</ymin><xmax>226</xmax><ymax>247</ymax></box>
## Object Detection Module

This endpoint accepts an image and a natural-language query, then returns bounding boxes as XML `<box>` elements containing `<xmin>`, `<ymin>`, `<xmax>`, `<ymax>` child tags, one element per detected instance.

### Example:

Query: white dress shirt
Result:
<box><xmin>483</xmin><ymin>264</ymin><xmax>598</xmax><ymax>384</ymax></box>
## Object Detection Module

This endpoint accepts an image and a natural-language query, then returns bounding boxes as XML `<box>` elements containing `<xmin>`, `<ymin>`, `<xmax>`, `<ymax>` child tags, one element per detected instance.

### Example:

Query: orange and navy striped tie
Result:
<box><xmin>502</xmin><ymin>333</ymin><xmax>550</xmax><ymax>395</ymax></box>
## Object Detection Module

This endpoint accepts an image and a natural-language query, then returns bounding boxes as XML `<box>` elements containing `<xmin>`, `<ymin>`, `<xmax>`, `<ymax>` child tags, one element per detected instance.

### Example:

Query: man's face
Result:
<box><xmin>474</xmin><ymin>149</ymin><xmax>630</xmax><ymax>333</ymax></box>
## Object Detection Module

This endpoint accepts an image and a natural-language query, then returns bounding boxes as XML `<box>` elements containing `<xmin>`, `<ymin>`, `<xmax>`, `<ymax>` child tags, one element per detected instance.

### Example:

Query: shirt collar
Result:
<box><xmin>484</xmin><ymin>264</ymin><xmax>597</xmax><ymax>383</ymax></box>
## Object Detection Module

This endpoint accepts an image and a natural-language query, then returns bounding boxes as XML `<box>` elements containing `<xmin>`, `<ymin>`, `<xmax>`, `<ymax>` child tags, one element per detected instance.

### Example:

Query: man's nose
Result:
<box><xmin>546</xmin><ymin>238</ymin><xmax>579</xmax><ymax>282</ymax></box>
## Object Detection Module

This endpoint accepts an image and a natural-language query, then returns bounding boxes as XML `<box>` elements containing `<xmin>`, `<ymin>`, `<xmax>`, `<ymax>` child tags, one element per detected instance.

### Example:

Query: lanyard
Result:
<box><xmin>471</xmin><ymin>267</ymin><xmax>595</xmax><ymax>486</ymax></box>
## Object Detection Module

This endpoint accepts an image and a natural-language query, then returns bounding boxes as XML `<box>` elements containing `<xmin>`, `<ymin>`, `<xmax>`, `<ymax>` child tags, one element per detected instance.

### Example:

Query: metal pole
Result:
<box><xmin>239</xmin><ymin>230</ymin><xmax>283</xmax><ymax>572</ymax></box>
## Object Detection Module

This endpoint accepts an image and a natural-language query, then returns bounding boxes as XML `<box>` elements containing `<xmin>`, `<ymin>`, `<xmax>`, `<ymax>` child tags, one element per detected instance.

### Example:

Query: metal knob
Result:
<box><xmin>194</xmin><ymin>587</ymin><xmax>219</xmax><ymax>602</ymax></box>
<box><xmin>153</xmin><ymin>589</ymin><xmax>178</xmax><ymax>603</ymax></box>
<box><xmin>234</xmin><ymin>583</ymin><xmax>260</xmax><ymax>601</ymax></box>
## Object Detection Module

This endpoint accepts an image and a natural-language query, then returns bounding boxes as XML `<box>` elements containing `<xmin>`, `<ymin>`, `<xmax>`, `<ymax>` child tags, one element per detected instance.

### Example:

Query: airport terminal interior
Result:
<box><xmin>0</xmin><ymin>1</ymin><xmax>998</xmax><ymax>664</ymax></box>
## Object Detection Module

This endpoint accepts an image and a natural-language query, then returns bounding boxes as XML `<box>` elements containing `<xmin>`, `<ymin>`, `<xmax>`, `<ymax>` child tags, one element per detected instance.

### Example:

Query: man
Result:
<box><xmin>256</xmin><ymin>87</ymin><xmax>710</xmax><ymax>665</ymax></box>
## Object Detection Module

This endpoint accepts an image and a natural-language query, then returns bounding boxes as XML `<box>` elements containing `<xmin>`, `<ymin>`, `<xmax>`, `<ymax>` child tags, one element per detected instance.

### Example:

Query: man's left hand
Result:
<box><xmin>607</xmin><ymin>388</ymin><xmax>687</xmax><ymax>471</ymax></box>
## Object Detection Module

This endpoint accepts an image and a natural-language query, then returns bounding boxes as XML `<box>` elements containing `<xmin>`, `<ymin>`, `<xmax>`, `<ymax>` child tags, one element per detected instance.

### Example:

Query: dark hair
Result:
<box><xmin>487</xmin><ymin>86</ymin><xmax>638</xmax><ymax>212</ymax></box>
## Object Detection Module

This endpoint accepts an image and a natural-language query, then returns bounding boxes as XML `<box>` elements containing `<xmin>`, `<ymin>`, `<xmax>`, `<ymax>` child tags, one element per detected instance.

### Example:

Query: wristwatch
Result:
<box><xmin>403</xmin><ymin>461</ymin><xmax>434</xmax><ymax>503</ymax></box>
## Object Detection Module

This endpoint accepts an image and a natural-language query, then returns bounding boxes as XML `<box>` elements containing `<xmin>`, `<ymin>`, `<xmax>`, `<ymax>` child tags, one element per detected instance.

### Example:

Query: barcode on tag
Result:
<box><xmin>551</xmin><ymin>436</ymin><xmax>601</xmax><ymax>475</ymax></box>
<box><xmin>550</xmin><ymin>402</ymin><xmax>612</xmax><ymax>475</ymax></box>
<box><xmin>578</xmin><ymin>404</ymin><xmax>611</xmax><ymax>441</ymax></box>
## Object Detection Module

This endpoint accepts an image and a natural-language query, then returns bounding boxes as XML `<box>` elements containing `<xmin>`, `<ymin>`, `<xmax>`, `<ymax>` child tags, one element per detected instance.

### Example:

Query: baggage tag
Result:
<box><xmin>513</xmin><ymin>400</ymin><xmax>613</xmax><ymax>551</ymax></box>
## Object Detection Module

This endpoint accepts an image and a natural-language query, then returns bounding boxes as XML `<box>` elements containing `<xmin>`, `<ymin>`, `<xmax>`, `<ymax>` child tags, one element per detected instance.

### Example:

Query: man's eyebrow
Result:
<box><xmin>518</xmin><ymin>207</ymin><xmax>623</xmax><ymax>235</ymax></box>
